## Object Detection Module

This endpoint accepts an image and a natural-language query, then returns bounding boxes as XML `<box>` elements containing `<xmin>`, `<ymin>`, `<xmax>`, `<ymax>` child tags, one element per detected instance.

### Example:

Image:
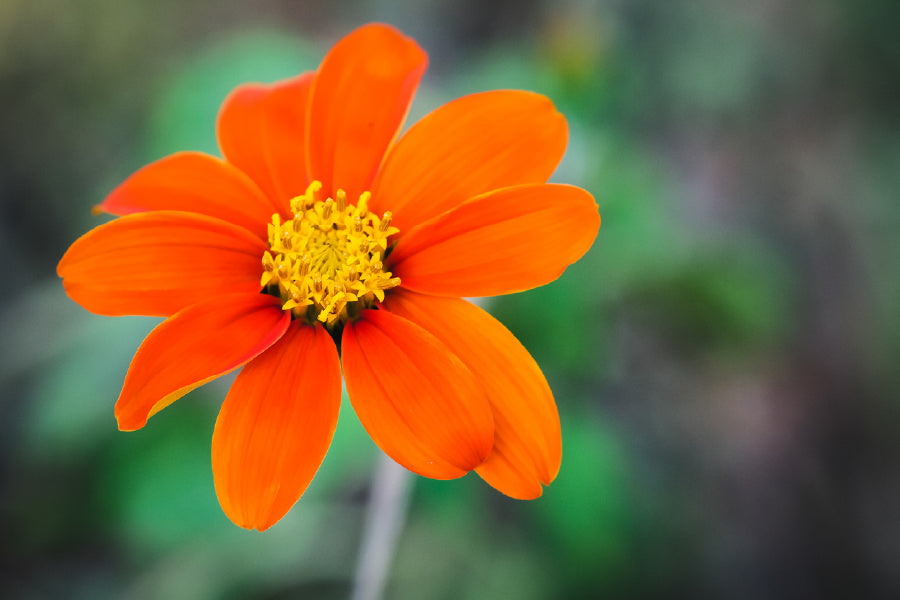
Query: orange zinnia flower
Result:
<box><xmin>57</xmin><ymin>23</ymin><xmax>600</xmax><ymax>531</ymax></box>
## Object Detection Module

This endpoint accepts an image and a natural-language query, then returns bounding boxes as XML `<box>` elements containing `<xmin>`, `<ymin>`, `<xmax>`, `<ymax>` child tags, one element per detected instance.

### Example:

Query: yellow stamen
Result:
<box><xmin>261</xmin><ymin>181</ymin><xmax>401</xmax><ymax>327</ymax></box>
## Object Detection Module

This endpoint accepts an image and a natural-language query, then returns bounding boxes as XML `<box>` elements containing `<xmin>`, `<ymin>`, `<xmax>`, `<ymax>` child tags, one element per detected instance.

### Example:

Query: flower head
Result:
<box><xmin>57</xmin><ymin>24</ymin><xmax>600</xmax><ymax>530</ymax></box>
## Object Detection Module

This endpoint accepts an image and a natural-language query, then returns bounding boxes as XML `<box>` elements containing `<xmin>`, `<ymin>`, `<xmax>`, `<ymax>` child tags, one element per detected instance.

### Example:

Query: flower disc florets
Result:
<box><xmin>261</xmin><ymin>181</ymin><xmax>400</xmax><ymax>328</ymax></box>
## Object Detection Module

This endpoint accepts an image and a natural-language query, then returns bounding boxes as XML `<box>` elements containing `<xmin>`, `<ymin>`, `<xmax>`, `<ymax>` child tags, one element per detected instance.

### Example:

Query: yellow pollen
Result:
<box><xmin>261</xmin><ymin>181</ymin><xmax>401</xmax><ymax>327</ymax></box>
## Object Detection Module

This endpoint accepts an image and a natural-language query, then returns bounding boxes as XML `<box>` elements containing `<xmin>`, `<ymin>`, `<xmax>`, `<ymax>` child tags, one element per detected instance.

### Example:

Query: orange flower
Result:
<box><xmin>57</xmin><ymin>24</ymin><xmax>600</xmax><ymax>530</ymax></box>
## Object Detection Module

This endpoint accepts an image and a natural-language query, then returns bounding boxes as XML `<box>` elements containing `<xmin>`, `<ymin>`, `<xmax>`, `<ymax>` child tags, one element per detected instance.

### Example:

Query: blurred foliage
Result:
<box><xmin>2</xmin><ymin>0</ymin><xmax>900</xmax><ymax>599</ymax></box>
<box><xmin>146</xmin><ymin>30</ymin><xmax>321</xmax><ymax>159</ymax></box>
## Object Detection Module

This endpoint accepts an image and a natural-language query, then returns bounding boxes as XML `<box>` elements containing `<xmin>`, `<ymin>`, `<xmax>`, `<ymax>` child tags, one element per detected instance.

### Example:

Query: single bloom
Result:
<box><xmin>57</xmin><ymin>23</ymin><xmax>600</xmax><ymax>531</ymax></box>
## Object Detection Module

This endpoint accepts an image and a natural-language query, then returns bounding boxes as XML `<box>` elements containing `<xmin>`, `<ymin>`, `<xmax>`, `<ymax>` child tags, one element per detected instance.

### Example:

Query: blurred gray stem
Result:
<box><xmin>351</xmin><ymin>452</ymin><xmax>412</xmax><ymax>600</ymax></box>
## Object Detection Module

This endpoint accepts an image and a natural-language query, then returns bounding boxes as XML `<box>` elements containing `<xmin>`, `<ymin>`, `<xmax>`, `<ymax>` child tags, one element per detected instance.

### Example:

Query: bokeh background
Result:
<box><xmin>2</xmin><ymin>0</ymin><xmax>899</xmax><ymax>598</ymax></box>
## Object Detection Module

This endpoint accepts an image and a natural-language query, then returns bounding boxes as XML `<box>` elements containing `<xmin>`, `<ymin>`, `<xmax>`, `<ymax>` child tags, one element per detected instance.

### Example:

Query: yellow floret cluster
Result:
<box><xmin>261</xmin><ymin>181</ymin><xmax>400</xmax><ymax>327</ymax></box>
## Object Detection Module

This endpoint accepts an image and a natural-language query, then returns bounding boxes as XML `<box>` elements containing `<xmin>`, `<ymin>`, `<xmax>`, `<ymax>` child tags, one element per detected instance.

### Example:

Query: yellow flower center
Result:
<box><xmin>261</xmin><ymin>181</ymin><xmax>400</xmax><ymax>328</ymax></box>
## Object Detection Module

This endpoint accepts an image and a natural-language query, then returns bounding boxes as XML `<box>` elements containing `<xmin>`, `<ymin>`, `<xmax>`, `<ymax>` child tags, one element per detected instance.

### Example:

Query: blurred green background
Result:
<box><xmin>2</xmin><ymin>0</ymin><xmax>899</xmax><ymax>598</ymax></box>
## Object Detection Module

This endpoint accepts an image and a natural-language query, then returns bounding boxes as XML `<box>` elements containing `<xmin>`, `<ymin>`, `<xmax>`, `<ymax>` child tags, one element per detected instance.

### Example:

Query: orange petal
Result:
<box><xmin>384</xmin><ymin>289</ymin><xmax>561</xmax><ymax>499</ymax></box>
<box><xmin>370</xmin><ymin>91</ymin><xmax>568</xmax><ymax>233</ymax></box>
<box><xmin>388</xmin><ymin>184</ymin><xmax>600</xmax><ymax>297</ymax></box>
<box><xmin>58</xmin><ymin>211</ymin><xmax>266</xmax><ymax>316</ymax></box>
<box><xmin>216</xmin><ymin>74</ymin><xmax>313</xmax><ymax>212</ymax></box>
<box><xmin>341</xmin><ymin>309</ymin><xmax>494</xmax><ymax>479</ymax></box>
<box><xmin>96</xmin><ymin>152</ymin><xmax>276</xmax><ymax>238</ymax></box>
<box><xmin>212</xmin><ymin>321</ymin><xmax>341</xmax><ymax>531</ymax></box>
<box><xmin>306</xmin><ymin>23</ymin><xmax>427</xmax><ymax>201</ymax></box>
<box><xmin>115</xmin><ymin>293</ymin><xmax>290</xmax><ymax>431</ymax></box>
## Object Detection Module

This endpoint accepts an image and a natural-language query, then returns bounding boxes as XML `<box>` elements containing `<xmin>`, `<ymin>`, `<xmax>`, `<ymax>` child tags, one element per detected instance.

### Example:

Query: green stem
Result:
<box><xmin>351</xmin><ymin>452</ymin><xmax>412</xmax><ymax>600</ymax></box>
